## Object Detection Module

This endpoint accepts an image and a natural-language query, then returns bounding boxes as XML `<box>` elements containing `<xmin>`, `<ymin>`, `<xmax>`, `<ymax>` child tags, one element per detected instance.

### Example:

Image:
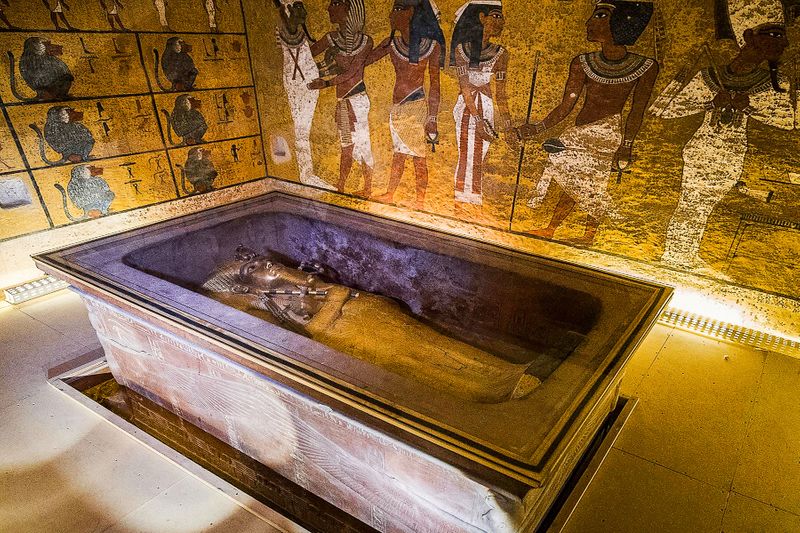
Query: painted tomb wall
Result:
<box><xmin>0</xmin><ymin>0</ymin><xmax>267</xmax><ymax>288</ymax></box>
<box><xmin>1</xmin><ymin>0</ymin><xmax>798</xmax><ymax>339</ymax></box>
<box><xmin>246</xmin><ymin>0</ymin><xmax>799</xmax><ymax>338</ymax></box>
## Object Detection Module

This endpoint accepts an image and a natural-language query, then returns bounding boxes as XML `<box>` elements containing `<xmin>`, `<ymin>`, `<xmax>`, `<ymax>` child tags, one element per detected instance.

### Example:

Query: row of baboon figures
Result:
<box><xmin>2</xmin><ymin>31</ymin><xmax>236</xmax><ymax>223</ymax></box>
<box><xmin>46</xmin><ymin>147</ymin><xmax>218</xmax><ymax>224</ymax></box>
<box><xmin>272</xmin><ymin>0</ymin><xmax>797</xmax><ymax>273</ymax></box>
<box><xmin>8</xmin><ymin>34</ymin><xmax>203</xmax><ymax>101</ymax></box>
<box><xmin>0</xmin><ymin>0</ymin><xmax>225</xmax><ymax>32</ymax></box>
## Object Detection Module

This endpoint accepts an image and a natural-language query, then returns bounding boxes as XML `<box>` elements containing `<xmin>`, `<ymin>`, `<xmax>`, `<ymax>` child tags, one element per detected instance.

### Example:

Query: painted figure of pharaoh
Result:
<box><xmin>515</xmin><ymin>0</ymin><xmax>657</xmax><ymax>246</ymax></box>
<box><xmin>274</xmin><ymin>0</ymin><xmax>333</xmax><ymax>190</ymax></box>
<box><xmin>650</xmin><ymin>0</ymin><xmax>794</xmax><ymax>270</ymax></box>
<box><xmin>308</xmin><ymin>0</ymin><xmax>376</xmax><ymax>197</ymax></box>
<box><xmin>202</xmin><ymin>246</ymin><xmax>542</xmax><ymax>404</ymax></box>
<box><xmin>100</xmin><ymin>0</ymin><xmax>127</xmax><ymax>32</ymax></box>
<box><xmin>366</xmin><ymin>0</ymin><xmax>445</xmax><ymax>209</ymax></box>
<box><xmin>451</xmin><ymin>0</ymin><xmax>511</xmax><ymax>206</ymax></box>
<box><xmin>43</xmin><ymin>0</ymin><xmax>76</xmax><ymax>31</ymax></box>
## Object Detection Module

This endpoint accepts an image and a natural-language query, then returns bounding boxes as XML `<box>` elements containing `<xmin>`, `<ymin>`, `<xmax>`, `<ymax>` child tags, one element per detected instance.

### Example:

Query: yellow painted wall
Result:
<box><xmin>0</xmin><ymin>0</ymin><xmax>797</xmax><ymax>338</ymax></box>
<box><xmin>244</xmin><ymin>0</ymin><xmax>800</xmax><ymax>313</ymax></box>
<box><xmin>0</xmin><ymin>0</ymin><xmax>267</xmax><ymax>288</ymax></box>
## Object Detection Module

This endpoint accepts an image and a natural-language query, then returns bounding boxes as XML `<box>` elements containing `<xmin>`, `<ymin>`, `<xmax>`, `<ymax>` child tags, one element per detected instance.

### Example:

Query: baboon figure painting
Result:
<box><xmin>179</xmin><ymin>146</ymin><xmax>218</xmax><ymax>194</ymax></box>
<box><xmin>8</xmin><ymin>37</ymin><xmax>74</xmax><ymax>102</ymax></box>
<box><xmin>30</xmin><ymin>106</ymin><xmax>95</xmax><ymax>165</ymax></box>
<box><xmin>451</xmin><ymin>0</ymin><xmax>511</xmax><ymax>206</ymax></box>
<box><xmin>54</xmin><ymin>165</ymin><xmax>115</xmax><ymax>222</ymax></box>
<box><xmin>155</xmin><ymin>37</ymin><xmax>199</xmax><ymax>92</ymax></box>
<box><xmin>163</xmin><ymin>94</ymin><xmax>208</xmax><ymax>146</ymax></box>
<box><xmin>516</xmin><ymin>0</ymin><xmax>658</xmax><ymax>246</ymax></box>
<box><xmin>367</xmin><ymin>0</ymin><xmax>445</xmax><ymax>209</ymax></box>
<box><xmin>651</xmin><ymin>0</ymin><xmax>795</xmax><ymax>270</ymax></box>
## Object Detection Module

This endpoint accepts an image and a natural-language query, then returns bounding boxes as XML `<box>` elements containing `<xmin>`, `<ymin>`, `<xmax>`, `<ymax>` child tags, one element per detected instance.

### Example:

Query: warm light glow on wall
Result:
<box><xmin>668</xmin><ymin>289</ymin><xmax>746</xmax><ymax>327</ymax></box>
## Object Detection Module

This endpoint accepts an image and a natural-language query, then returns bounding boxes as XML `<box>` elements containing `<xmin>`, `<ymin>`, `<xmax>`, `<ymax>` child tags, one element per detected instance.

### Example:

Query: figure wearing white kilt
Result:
<box><xmin>389</xmin><ymin>40</ymin><xmax>435</xmax><ymax>159</ymax></box>
<box><xmin>331</xmin><ymin>38</ymin><xmax>375</xmax><ymax>172</ymax></box>
<box><xmin>652</xmin><ymin>0</ymin><xmax>795</xmax><ymax>268</ymax></box>
<box><xmin>153</xmin><ymin>0</ymin><xmax>169</xmax><ymax>30</ymax></box>
<box><xmin>513</xmin><ymin>0</ymin><xmax>658</xmax><ymax>246</ymax></box>
<box><xmin>531</xmin><ymin>52</ymin><xmax>654</xmax><ymax>223</ymax></box>
<box><xmin>205</xmin><ymin>0</ymin><xmax>217</xmax><ymax>32</ymax></box>
<box><xmin>308</xmin><ymin>0</ymin><xmax>376</xmax><ymax>196</ymax></box>
<box><xmin>453</xmin><ymin>44</ymin><xmax>506</xmax><ymax>204</ymax></box>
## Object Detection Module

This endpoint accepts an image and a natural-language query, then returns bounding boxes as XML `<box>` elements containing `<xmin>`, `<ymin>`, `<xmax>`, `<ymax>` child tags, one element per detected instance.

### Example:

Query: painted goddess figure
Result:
<box><xmin>650</xmin><ymin>0</ymin><xmax>794</xmax><ymax>270</ymax></box>
<box><xmin>366</xmin><ymin>0</ymin><xmax>445</xmax><ymax>209</ymax></box>
<box><xmin>451</xmin><ymin>0</ymin><xmax>511</xmax><ymax>206</ymax></box>
<box><xmin>515</xmin><ymin>0</ymin><xmax>657</xmax><ymax>246</ymax></box>
<box><xmin>274</xmin><ymin>0</ymin><xmax>334</xmax><ymax>190</ymax></box>
<box><xmin>308</xmin><ymin>0</ymin><xmax>376</xmax><ymax>197</ymax></box>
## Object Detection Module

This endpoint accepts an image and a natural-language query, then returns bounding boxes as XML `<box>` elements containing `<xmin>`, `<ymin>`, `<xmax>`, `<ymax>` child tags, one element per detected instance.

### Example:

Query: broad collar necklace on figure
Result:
<box><xmin>702</xmin><ymin>65</ymin><xmax>772</xmax><ymax>94</ymax></box>
<box><xmin>278</xmin><ymin>23</ymin><xmax>306</xmax><ymax>46</ymax></box>
<box><xmin>463</xmin><ymin>41</ymin><xmax>501</xmax><ymax>64</ymax></box>
<box><xmin>581</xmin><ymin>51</ymin><xmax>653</xmax><ymax>85</ymax></box>
<box><xmin>391</xmin><ymin>35</ymin><xmax>433</xmax><ymax>61</ymax></box>
<box><xmin>331</xmin><ymin>31</ymin><xmax>367</xmax><ymax>56</ymax></box>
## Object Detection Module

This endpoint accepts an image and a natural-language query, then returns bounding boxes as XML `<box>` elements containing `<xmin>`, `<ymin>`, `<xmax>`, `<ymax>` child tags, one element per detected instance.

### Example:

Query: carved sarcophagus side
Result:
<box><xmin>35</xmin><ymin>192</ymin><xmax>671</xmax><ymax>532</ymax></box>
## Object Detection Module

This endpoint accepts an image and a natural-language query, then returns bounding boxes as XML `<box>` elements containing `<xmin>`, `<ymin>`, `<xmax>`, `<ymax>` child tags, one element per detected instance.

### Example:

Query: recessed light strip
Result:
<box><xmin>3</xmin><ymin>275</ymin><xmax>69</xmax><ymax>304</ymax></box>
<box><xmin>659</xmin><ymin>307</ymin><xmax>800</xmax><ymax>358</ymax></box>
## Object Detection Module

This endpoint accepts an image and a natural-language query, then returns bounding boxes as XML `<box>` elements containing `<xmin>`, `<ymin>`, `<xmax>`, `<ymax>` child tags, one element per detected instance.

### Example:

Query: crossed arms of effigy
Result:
<box><xmin>201</xmin><ymin>246</ymin><xmax>540</xmax><ymax>404</ymax></box>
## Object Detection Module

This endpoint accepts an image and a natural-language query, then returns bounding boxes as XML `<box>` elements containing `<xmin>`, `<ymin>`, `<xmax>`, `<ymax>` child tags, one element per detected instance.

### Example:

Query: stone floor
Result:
<box><xmin>1</xmin><ymin>290</ymin><xmax>799</xmax><ymax>532</ymax></box>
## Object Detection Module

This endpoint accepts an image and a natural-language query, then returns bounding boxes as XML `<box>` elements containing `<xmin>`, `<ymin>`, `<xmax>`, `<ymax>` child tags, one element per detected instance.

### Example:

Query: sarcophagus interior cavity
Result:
<box><xmin>35</xmin><ymin>192</ymin><xmax>672</xmax><ymax>532</ymax></box>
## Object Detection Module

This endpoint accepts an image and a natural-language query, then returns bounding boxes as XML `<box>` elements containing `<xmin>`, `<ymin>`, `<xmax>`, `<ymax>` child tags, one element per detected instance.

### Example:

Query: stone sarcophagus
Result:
<box><xmin>35</xmin><ymin>192</ymin><xmax>672</xmax><ymax>532</ymax></box>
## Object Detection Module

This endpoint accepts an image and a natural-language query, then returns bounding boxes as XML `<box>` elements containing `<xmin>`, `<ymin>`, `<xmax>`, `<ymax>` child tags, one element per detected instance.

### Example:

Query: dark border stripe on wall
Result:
<box><xmin>238</xmin><ymin>0</ymin><xmax>268</xmax><ymax>178</ymax></box>
<box><xmin>0</xmin><ymin>93</ymin><xmax>54</xmax><ymax>228</ymax></box>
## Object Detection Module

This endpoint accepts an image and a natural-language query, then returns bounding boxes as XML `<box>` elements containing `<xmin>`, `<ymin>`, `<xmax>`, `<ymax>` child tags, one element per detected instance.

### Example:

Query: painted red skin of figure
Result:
<box><xmin>714</xmin><ymin>24</ymin><xmax>788</xmax><ymax>111</ymax></box>
<box><xmin>516</xmin><ymin>4</ymin><xmax>658</xmax><ymax>245</ymax></box>
<box><xmin>308</xmin><ymin>0</ymin><xmax>375</xmax><ymax>196</ymax></box>
<box><xmin>365</xmin><ymin>2</ymin><xmax>441</xmax><ymax>208</ymax></box>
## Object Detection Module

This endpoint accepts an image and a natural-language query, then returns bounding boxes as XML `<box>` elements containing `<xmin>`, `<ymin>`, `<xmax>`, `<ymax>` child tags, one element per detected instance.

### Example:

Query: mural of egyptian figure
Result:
<box><xmin>1</xmin><ymin>0</ymin><xmax>19</xmax><ymax>30</ymax></box>
<box><xmin>100</xmin><ymin>0</ymin><xmax>128</xmax><ymax>32</ymax></box>
<box><xmin>366</xmin><ymin>0</ymin><xmax>445</xmax><ymax>209</ymax></box>
<box><xmin>155</xmin><ymin>37</ymin><xmax>199</xmax><ymax>92</ymax></box>
<box><xmin>179</xmin><ymin>146</ymin><xmax>217</xmax><ymax>194</ymax></box>
<box><xmin>54</xmin><ymin>164</ymin><xmax>115</xmax><ymax>222</ymax></box>
<box><xmin>42</xmin><ymin>0</ymin><xmax>75</xmax><ymax>31</ymax></box>
<box><xmin>308</xmin><ymin>0</ymin><xmax>376</xmax><ymax>197</ymax></box>
<box><xmin>651</xmin><ymin>0</ymin><xmax>794</xmax><ymax>270</ymax></box>
<box><xmin>274</xmin><ymin>0</ymin><xmax>333</xmax><ymax>190</ymax></box>
<box><xmin>451</xmin><ymin>0</ymin><xmax>511</xmax><ymax>206</ymax></box>
<box><xmin>163</xmin><ymin>94</ymin><xmax>207</xmax><ymax>145</ymax></box>
<box><xmin>515</xmin><ymin>0</ymin><xmax>657</xmax><ymax>246</ymax></box>
<box><xmin>7</xmin><ymin>37</ymin><xmax>74</xmax><ymax>102</ymax></box>
<box><xmin>153</xmin><ymin>0</ymin><xmax>171</xmax><ymax>31</ymax></box>
<box><xmin>202</xmin><ymin>246</ymin><xmax>542</xmax><ymax>403</ymax></box>
<box><xmin>30</xmin><ymin>106</ymin><xmax>95</xmax><ymax>165</ymax></box>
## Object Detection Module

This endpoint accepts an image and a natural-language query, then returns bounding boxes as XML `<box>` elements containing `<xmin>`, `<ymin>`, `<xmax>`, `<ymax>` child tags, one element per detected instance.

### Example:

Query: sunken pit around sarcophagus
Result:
<box><xmin>35</xmin><ymin>192</ymin><xmax>672</xmax><ymax>533</ymax></box>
